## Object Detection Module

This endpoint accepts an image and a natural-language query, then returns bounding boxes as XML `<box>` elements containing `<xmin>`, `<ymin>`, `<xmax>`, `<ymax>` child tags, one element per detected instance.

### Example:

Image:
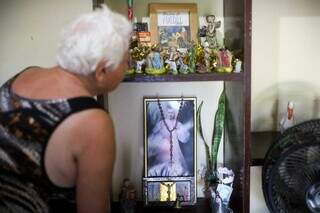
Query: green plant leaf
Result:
<box><xmin>211</xmin><ymin>90</ymin><xmax>226</xmax><ymax>171</ymax></box>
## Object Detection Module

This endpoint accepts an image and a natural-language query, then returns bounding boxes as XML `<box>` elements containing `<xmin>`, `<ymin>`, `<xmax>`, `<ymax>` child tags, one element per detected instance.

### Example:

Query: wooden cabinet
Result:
<box><xmin>100</xmin><ymin>0</ymin><xmax>252</xmax><ymax>212</ymax></box>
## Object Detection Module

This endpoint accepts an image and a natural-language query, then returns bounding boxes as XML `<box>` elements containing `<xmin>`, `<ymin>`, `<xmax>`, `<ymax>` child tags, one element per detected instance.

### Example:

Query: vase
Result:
<box><xmin>209</xmin><ymin>187</ymin><xmax>233</xmax><ymax>213</ymax></box>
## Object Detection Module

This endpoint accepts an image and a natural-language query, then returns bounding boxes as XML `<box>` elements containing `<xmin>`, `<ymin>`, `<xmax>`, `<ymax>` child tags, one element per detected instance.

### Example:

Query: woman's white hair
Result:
<box><xmin>56</xmin><ymin>4</ymin><xmax>132</xmax><ymax>75</ymax></box>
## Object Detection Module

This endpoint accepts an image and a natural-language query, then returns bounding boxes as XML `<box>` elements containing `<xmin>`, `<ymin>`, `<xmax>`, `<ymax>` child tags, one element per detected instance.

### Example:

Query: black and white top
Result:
<box><xmin>0</xmin><ymin>70</ymin><xmax>103</xmax><ymax>213</ymax></box>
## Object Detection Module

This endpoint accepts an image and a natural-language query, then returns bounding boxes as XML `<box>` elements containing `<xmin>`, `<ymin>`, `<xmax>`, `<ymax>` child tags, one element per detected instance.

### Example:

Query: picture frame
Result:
<box><xmin>149</xmin><ymin>3</ymin><xmax>198</xmax><ymax>50</ymax></box>
<box><xmin>143</xmin><ymin>177</ymin><xmax>196</xmax><ymax>206</ymax></box>
<box><xmin>143</xmin><ymin>97</ymin><xmax>197</xmax><ymax>206</ymax></box>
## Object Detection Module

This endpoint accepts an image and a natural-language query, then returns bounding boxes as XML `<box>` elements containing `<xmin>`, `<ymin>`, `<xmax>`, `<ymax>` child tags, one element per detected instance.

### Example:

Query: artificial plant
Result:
<box><xmin>196</xmin><ymin>89</ymin><xmax>225</xmax><ymax>186</ymax></box>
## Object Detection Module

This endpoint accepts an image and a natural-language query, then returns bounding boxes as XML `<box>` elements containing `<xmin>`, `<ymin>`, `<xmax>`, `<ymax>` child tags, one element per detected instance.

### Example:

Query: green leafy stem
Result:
<box><xmin>197</xmin><ymin>90</ymin><xmax>225</xmax><ymax>184</ymax></box>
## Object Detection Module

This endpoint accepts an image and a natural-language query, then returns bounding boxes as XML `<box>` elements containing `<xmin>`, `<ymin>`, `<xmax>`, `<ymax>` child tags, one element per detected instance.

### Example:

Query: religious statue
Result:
<box><xmin>215</xmin><ymin>48</ymin><xmax>233</xmax><ymax>73</ymax></box>
<box><xmin>149</xmin><ymin>46</ymin><xmax>163</xmax><ymax>69</ymax></box>
<box><xmin>205</xmin><ymin>15</ymin><xmax>221</xmax><ymax>49</ymax></box>
<box><xmin>160</xmin><ymin>182</ymin><xmax>176</xmax><ymax>202</ymax></box>
<box><xmin>199</xmin><ymin>15</ymin><xmax>221</xmax><ymax>49</ymax></box>
<box><xmin>177</xmin><ymin>50</ymin><xmax>189</xmax><ymax>74</ymax></box>
<box><xmin>187</xmin><ymin>42</ymin><xmax>197</xmax><ymax>73</ymax></box>
<box><xmin>165</xmin><ymin>46</ymin><xmax>179</xmax><ymax>75</ymax></box>
<box><xmin>119</xmin><ymin>178</ymin><xmax>137</xmax><ymax>213</ymax></box>
<box><xmin>145</xmin><ymin>44</ymin><xmax>166</xmax><ymax>75</ymax></box>
<box><xmin>195</xmin><ymin>42</ymin><xmax>207</xmax><ymax>73</ymax></box>
<box><xmin>129</xmin><ymin>44</ymin><xmax>150</xmax><ymax>74</ymax></box>
<box><xmin>280</xmin><ymin>101</ymin><xmax>295</xmax><ymax>133</ymax></box>
<box><xmin>234</xmin><ymin>58</ymin><xmax>242</xmax><ymax>73</ymax></box>
<box><xmin>203</xmin><ymin>41</ymin><xmax>214</xmax><ymax>72</ymax></box>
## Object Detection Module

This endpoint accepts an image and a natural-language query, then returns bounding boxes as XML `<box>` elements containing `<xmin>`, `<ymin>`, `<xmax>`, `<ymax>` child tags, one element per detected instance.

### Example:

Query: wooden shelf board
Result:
<box><xmin>123</xmin><ymin>72</ymin><xmax>244</xmax><ymax>82</ymax></box>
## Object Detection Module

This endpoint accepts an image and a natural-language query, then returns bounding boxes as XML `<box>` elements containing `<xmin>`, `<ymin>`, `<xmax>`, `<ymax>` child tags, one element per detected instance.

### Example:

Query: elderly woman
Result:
<box><xmin>0</xmin><ymin>5</ymin><xmax>131</xmax><ymax>213</ymax></box>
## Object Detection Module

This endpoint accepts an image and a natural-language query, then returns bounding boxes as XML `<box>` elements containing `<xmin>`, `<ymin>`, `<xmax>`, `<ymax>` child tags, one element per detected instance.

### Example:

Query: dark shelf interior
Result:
<box><xmin>111</xmin><ymin>198</ymin><xmax>210</xmax><ymax>213</ymax></box>
<box><xmin>123</xmin><ymin>72</ymin><xmax>244</xmax><ymax>82</ymax></box>
<box><xmin>251</xmin><ymin>131</ymin><xmax>279</xmax><ymax>166</ymax></box>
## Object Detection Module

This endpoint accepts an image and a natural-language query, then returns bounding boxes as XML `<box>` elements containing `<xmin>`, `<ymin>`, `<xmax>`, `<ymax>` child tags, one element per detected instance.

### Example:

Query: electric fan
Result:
<box><xmin>262</xmin><ymin>120</ymin><xmax>320</xmax><ymax>213</ymax></box>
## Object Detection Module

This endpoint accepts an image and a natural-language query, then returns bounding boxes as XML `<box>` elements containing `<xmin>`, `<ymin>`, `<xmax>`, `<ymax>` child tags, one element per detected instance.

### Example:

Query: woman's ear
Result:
<box><xmin>95</xmin><ymin>61</ymin><xmax>108</xmax><ymax>82</ymax></box>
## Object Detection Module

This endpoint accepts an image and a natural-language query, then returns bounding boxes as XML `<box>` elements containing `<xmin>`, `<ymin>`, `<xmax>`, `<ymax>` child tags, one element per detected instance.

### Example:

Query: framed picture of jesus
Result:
<box><xmin>144</xmin><ymin>97</ymin><xmax>196</xmax><ymax>178</ymax></box>
<box><xmin>143</xmin><ymin>97</ymin><xmax>197</xmax><ymax>206</ymax></box>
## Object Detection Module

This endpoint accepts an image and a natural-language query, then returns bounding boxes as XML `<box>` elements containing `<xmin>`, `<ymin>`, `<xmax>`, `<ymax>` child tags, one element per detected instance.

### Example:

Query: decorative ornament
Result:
<box><xmin>280</xmin><ymin>101</ymin><xmax>295</xmax><ymax>133</ymax></box>
<box><xmin>127</xmin><ymin>0</ymin><xmax>133</xmax><ymax>22</ymax></box>
<box><xmin>215</xmin><ymin>48</ymin><xmax>233</xmax><ymax>73</ymax></box>
<box><xmin>130</xmin><ymin>44</ymin><xmax>151</xmax><ymax>73</ymax></box>
<box><xmin>145</xmin><ymin>44</ymin><xmax>166</xmax><ymax>75</ymax></box>
<box><xmin>195</xmin><ymin>42</ymin><xmax>206</xmax><ymax>73</ymax></box>
<box><xmin>188</xmin><ymin>41</ymin><xmax>197</xmax><ymax>73</ymax></box>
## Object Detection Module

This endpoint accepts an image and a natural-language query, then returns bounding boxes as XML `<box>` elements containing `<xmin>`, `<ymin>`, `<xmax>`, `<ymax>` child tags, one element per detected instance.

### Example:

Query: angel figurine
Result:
<box><xmin>119</xmin><ymin>178</ymin><xmax>137</xmax><ymax>213</ymax></box>
<box><xmin>202</xmin><ymin>15</ymin><xmax>221</xmax><ymax>49</ymax></box>
<box><xmin>165</xmin><ymin>46</ymin><xmax>179</xmax><ymax>75</ymax></box>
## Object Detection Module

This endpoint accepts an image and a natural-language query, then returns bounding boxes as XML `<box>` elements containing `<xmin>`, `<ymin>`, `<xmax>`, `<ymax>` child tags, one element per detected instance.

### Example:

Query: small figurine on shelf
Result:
<box><xmin>208</xmin><ymin>49</ymin><xmax>219</xmax><ymax>72</ymax></box>
<box><xmin>135</xmin><ymin>59</ymin><xmax>145</xmax><ymax>73</ymax></box>
<box><xmin>233</xmin><ymin>58</ymin><xmax>242</xmax><ymax>73</ymax></box>
<box><xmin>119</xmin><ymin>178</ymin><xmax>137</xmax><ymax>213</ymax></box>
<box><xmin>165</xmin><ymin>46</ymin><xmax>179</xmax><ymax>75</ymax></box>
<box><xmin>215</xmin><ymin>48</ymin><xmax>233</xmax><ymax>73</ymax></box>
<box><xmin>145</xmin><ymin>44</ymin><xmax>166</xmax><ymax>75</ymax></box>
<box><xmin>187</xmin><ymin>41</ymin><xmax>197</xmax><ymax>73</ymax></box>
<box><xmin>280</xmin><ymin>101</ymin><xmax>295</xmax><ymax>133</ymax></box>
<box><xmin>126</xmin><ymin>35</ymin><xmax>139</xmax><ymax>75</ymax></box>
<box><xmin>130</xmin><ymin>44</ymin><xmax>150</xmax><ymax>74</ymax></box>
<box><xmin>174</xmin><ymin>194</ymin><xmax>184</xmax><ymax>209</ymax></box>
<box><xmin>177</xmin><ymin>50</ymin><xmax>189</xmax><ymax>74</ymax></box>
<box><xmin>199</xmin><ymin>15</ymin><xmax>221</xmax><ymax>49</ymax></box>
<box><xmin>203</xmin><ymin>41</ymin><xmax>216</xmax><ymax>72</ymax></box>
<box><xmin>195</xmin><ymin>42</ymin><xmax>207</xmax><ymax>73</ymax></box>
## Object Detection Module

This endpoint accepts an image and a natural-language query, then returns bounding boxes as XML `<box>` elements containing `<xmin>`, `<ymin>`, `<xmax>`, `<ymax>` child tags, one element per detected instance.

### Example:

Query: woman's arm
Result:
<box><xmin>71</xmin><ymin>110</ymin><xmax>116</xmax><ymax>213</ymax></box>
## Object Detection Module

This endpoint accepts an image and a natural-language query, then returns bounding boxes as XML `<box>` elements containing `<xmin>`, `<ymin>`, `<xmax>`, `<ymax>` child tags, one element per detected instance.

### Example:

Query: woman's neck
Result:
<box><xmin>54</xmin><ymin>66</ymin><xmax>100</xmax><ymax>97</ymax></box>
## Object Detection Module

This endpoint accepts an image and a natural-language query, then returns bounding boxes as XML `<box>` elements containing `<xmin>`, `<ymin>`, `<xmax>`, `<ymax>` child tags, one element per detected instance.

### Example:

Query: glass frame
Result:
<box><xmin>143</xmin><ymin>97</ymin><xmax>197</xmax><ymax>206</ymax></box>
<box><xmin>149</xmin><ymin>3</ymin><xmax>198</xmax><ymax>49</ymax></box>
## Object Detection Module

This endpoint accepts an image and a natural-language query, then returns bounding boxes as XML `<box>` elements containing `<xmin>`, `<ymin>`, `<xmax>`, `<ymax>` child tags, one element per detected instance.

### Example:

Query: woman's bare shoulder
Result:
<box><xmin>51</xmin><ymin>108</ymin><xmax>115</xmax><ymax>157</ymax></box>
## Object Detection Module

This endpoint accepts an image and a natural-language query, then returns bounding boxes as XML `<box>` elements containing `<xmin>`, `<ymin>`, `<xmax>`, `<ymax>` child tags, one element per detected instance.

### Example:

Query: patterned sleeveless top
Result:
<box><xmin>0</xmin><ymin>71</ymin><xmax>103</xmax><ymax>212</ymax></box>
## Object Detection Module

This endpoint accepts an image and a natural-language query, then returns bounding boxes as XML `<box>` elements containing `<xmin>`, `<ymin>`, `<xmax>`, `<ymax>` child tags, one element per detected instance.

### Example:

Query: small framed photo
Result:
<box><xmin>143</xmin><ymin>177</ymin><xmax>196</xmax><ymax>206</ymax></box>
<box><xmin>149</xmin><ymin>3</ymin><xmax>198</xmax><ymax>50</ymax></box>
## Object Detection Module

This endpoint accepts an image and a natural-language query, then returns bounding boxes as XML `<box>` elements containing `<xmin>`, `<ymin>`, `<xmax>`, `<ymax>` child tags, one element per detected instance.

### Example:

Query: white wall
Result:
<box><xmin>0</xmin><ymin>0</ymin><xmax>92</xmax><ymax>85</ymax></box>
<box><xmin>250</xmin><ymin>1</ymin><xmax>320</xmax><ymax>212</ymax></box>
<box><xmin>250</xmin><ymin>167</ymin><xmax>269</xmax><ymax>213</ymax></box>
<box><xmin>105</xmin><ymin>0</ymin><xmax>223</xmax><ymax>19</ymax></box>
<box><xmin>252</xmin><ymin>0</ymin><xmax>320</xmax><ymax>132</ymax></box>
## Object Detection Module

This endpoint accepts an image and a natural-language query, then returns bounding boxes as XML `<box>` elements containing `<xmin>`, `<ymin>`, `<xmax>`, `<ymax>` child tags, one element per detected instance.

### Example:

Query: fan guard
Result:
<box><xmin>262</xmin><ymin>120</ymin><xmax>320</xmax><ymax>213</ymax></box>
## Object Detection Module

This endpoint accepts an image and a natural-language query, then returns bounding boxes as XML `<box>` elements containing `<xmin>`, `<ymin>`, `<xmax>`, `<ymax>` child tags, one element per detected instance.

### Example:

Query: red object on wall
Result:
<box><xmin>128</xmin><ymin>7</ymin><xmax>133</xmax><ymax>21</ymax></box>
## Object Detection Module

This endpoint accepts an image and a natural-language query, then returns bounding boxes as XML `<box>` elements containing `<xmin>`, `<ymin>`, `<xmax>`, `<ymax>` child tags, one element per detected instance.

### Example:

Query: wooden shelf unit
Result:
<box><xmin>100</xmin><ymin>0</ymin><xmax>252</xmax><ymax>212</ymax></box>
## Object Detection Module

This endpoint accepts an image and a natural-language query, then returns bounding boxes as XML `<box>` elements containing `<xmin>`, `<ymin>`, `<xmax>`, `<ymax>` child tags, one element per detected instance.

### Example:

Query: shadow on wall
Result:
<box><xmin>252</xmin><ymin>81</ymin><xmax>320</xmax><ymax>132</ymax></box>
